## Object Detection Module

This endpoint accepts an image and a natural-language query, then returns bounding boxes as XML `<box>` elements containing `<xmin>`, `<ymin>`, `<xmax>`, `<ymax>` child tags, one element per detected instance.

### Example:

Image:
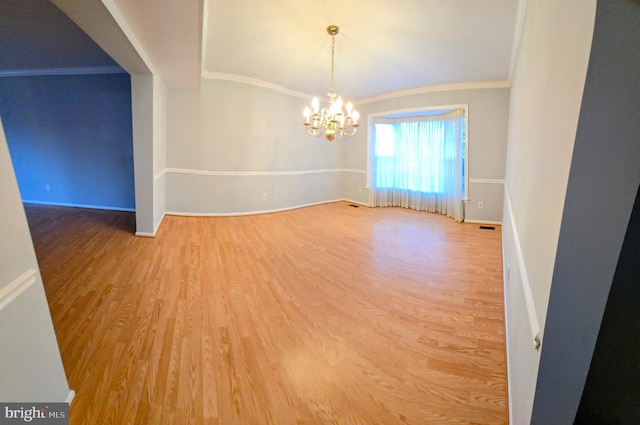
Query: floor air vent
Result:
<box><xmin>479</xmin><ymin>225</ymin><xmax>495</xmax><ymax>230</ymax></box>
<box><xmin>349</xmin><ymin>204</ymin><xmax>360</xmax><ymax>208</ymax></box>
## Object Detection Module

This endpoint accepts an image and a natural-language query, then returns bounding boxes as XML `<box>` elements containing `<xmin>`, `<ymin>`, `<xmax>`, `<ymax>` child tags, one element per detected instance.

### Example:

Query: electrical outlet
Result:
<box><xmin>262</xmin><ymin>193</ymin><xmax>268</xmax><ymax>200</ymax></box>
<box><xmin>478</xmin><ymin>201</ymin><xmax>483</xmax><ymax>209</ymax></box>
<box><xmin>357</xmin><ymin>187</ymin><xmax>363</xmax><ymax>194</ymax></box>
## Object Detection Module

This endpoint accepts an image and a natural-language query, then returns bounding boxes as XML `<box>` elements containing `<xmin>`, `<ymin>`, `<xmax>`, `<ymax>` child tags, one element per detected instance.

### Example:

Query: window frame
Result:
<box><xmin>366</xmin><ymin>104</ymin><xmax>469</xmax><ymax>203</ymax></box>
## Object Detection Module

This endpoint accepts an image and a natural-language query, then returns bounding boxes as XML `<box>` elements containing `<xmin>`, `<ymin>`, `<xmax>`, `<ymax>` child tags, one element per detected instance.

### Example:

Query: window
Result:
<box><xmin>367</xmin><ymin>106</ymin><xmax>468</xmax><ymax>222</ymax></box>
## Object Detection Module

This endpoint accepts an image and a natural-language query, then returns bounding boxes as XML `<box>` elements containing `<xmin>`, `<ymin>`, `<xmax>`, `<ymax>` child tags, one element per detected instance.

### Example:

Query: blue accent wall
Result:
<box><xmin>0</xmin><ymin>73</ymin><xmax>134</xmax><ymax>210</ymax></box>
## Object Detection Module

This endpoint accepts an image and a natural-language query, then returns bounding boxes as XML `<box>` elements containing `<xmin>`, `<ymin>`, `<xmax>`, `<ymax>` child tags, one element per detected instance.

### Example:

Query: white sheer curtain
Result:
<box><xmin>371</xmin><ymin>109</ymin><xmax>465</xmax><ymax>221</ymax></box>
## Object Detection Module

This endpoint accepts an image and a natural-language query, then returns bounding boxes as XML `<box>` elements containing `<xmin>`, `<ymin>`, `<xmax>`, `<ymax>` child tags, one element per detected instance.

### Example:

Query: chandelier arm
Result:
<box><xmin>342</xmin><ymin>126</ymin><xmax>358</xmax><ymax>137</ymax></box>
<box><xmin>305</xmin><ymin>126</ymin><xmax>323</xmax><ymax>137</ymax></box>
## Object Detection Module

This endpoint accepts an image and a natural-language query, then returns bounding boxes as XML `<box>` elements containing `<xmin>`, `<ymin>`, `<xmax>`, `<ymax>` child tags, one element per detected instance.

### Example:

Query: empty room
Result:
<box><xmin>0</xmin><ymin>1</ymin><xmax>638</xmax><ymax>424</ymax></box>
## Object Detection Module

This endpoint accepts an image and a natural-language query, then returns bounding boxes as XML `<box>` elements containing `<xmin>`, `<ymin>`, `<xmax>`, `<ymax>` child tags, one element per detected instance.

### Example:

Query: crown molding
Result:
<box><xmin>356</xmin><ymin>81</ymin><xmax>511</xmax><ymax>105</ymax></box>
<box><xmin>201</xmin><ymin>71</ymin><xmax>312</xmax><ymax>99</ymax></box>
<box><xmin>0</xmin><ymin>66</ymin><xmax>126</xmax><ymax>78</ymax></box>
<box><xmin>200</xmin><ymin>71</ymin><xmax>510</xmax><ymax>103</ymax></box>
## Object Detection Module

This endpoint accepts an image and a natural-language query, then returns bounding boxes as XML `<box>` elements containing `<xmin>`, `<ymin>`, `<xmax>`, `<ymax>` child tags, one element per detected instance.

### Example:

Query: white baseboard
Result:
<box><xmin>23</xmin><ymin>200</ymin><xmax>135</xmax><ymax>212</ymax></box>
<box><xmin>342</xmin><ymin>198</ymin><xmax>371</xmax><ymax>207</ymax></box>
<box><xmin>134</xmin><ymin>231</ymin><xmax>155</xmax><ymax>237</ymax></box>
<box><xmin>501</xmin><ymin>258</ymin><xmax>514</xmax><ymax>425</ymax></box>
<box><xmin>135</xmin><ymin>213</ymin><xmax>166</xmax><ymax>238</ymax></box>
<box><xmin>154</xmin><ymin>213</ymin><xmax>166</xmax><ymax>235</ymax></box>
<box><xmin>66</xmin><ymin>390</ymin><xmax>76</xmax><ymax>405</ymax></box>
<box><xmin>464</xmin><ymin>219</ymin><xmax>503</xmax><ymax>225</ymax></box>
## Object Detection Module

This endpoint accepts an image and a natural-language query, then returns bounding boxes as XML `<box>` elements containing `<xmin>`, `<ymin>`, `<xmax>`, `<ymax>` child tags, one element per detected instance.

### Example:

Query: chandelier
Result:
<box><xmin>303</xmin><ymin>25</ymin><xmax>359</xmax><ymax>141</ymax></box>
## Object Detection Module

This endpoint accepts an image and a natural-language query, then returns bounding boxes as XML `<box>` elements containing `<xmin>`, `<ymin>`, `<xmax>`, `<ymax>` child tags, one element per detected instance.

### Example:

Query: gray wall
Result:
<box><xmin>346</xmin><ymin>87</ymin><xmax>510</xmax><ymax>223</ymax></box>
<box><xmin>0</xmin><ymin>116</ymin><xmax>72</xmax><ymax>402</ymax></box>
<box><xmin>0</xmin><ymin>74</ymin><xmax>135</xmax><ymax>211</ymax></box>
<box><xmin>531</xmin><ymin>1</ymin><xmax>640</xmax><ymax>423</ymax></box>
<box><xmin>165</xmin><ymin>79</ymin><xmax>345</xmax><ymax>214</ymax></box>
<box><xmin>501</xmin><ymin>0</ymin><xmax>597</xmax><ymax>423</ymax></box>
<box><xmin>165</xmin><ymin>80</ymin><xmax>509</xmax><ymax>219</ymax></box>
<box><xmin>131</xmin><ymin>74</ymin><xmax>167</xmax><ymax>235</ymax></box>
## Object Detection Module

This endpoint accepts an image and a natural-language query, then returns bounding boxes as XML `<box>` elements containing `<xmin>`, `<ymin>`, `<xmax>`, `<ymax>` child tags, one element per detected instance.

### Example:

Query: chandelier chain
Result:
<box><xmin>330</xmin><ymin>33</ymin><xmax>335</xmax><ymax>95</ymax></box>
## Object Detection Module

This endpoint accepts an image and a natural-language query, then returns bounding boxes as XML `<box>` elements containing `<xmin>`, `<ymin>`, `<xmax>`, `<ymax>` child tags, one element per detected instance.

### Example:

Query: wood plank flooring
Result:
<box><xmin>25</xmin><ymin>201</ymin><xmax>508</xmax><ymax>424</ymax></box>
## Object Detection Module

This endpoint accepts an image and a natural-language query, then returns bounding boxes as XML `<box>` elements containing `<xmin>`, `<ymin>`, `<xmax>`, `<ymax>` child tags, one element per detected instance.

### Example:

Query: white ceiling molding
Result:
<box><xmin>201</xmin><ymin>71</ymin><xmax>313</xmax><ymax>99</ymax></box>
<box><xmin>0</xmin><ymin>66</ymin><xmax>126</xmax><ymax>78</ymax></box>
<box><xmin>355</xmin><ymin>81</ymin><xmax>511</xmax><ymax>105</ymax></box>
<box><xmin>201</xmin><ymin>71</ymin><xmax>510</xmax><ymax>104</ymax></box>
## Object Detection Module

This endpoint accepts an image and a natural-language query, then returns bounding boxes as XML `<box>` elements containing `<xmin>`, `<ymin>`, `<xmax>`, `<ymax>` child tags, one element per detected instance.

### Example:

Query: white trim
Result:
<box><xmin>154</xmin><ymin>213</ymin><xmax>165</xmax><ymax>235</ymax></box>
<box><xmin>509</xmin><ymin>0</ymin><xmax>529</xmax><ymax>83</ymax></box>
<box><xmin>135</xmin><ymin>231</ymin><xmax>156</xmax><ymax>237</ymax></box>
<box><xmin>166</xmin><ymin>199</ymin><xmax>364</xmax><ymax>217</ymax></box>
<box><xmin>22</xmin><ymin>200</ymin><xmax>135</xmax><ymax>212</ymax></box>
<box><xmin>356</xmin><ymin>81</ymin><xmax>511</xmax><ymax>105</ymax></box>
<box><xmin>199</xmin><ymin>75</ymin><xmax>510</xmax><ymax>104</ymax></box>
<box><xmin>367</xmin><ymin>105</ymin><xmax>468</xmax><ymax>119</ymax></box>
<box><xmin>342</xmin><ymin>199</ymin><xmax>371</xmax><ymax>208</ymax></box>
<box><xmin>154</xmin><ymin>169</ymin><xmax>166</xmax><ymax>182</ymax></box>
<box><xmin>504</xmin><ymin>189</ymin><xmax>541</xmax><ymax>348</ymax></box>
<box><xmin>201</xmin><ymin>71</ymin><xmax>312</xmax><ymax>99</ymax></box>
<box><xmin>469</xmin><ymin>178</ymin><xmax>505</xmax><ymax>185</ymax></box>
<box><xmin>0</xmin><ymin>269</ymin><xmax>37</xmax><ymax>312</ymax></box>
<box><xmin>135</xmin><ymin>213</ymin><xmax>165</xmax><ymax>238</ymax></box>
<box><xmin>0</xmin><ymin>67</ymin><xmax>126</xmax><ymax>78</ymax></box>
<box><xmin>501</xmin><ymin>224</ymin><xmax>514</xmax><ymax>425</ymax></box>
<box><xmin>165</xmin><ymin>168</ymin><xmax>365</xmax><ymax>177</ymax></box>
<box><xmin>66</xmin><ymin>390</ymin><xmax>76</xmax><ymax>405</ymax></box>
<box><xmin>464</xmin><ymin>219</ymin><xmax>502</xmax><ymax>225</ymax></box>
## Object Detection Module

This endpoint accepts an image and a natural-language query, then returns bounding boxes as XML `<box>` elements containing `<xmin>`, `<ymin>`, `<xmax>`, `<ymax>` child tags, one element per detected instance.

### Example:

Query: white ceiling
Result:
<box><xmin>2</xmin><ymin>0</ymin><xmax>520</xmax><ymax>99</ymax></box>
<box><xmin>203</xmin><ymin>0</ymin><xmax>520</xmax><ymax>100</ymax></box>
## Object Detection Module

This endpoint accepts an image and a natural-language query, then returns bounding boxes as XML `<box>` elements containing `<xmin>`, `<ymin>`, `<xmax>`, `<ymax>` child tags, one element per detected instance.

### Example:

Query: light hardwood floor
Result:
<box><xmin>26</xmin><ymin>201</ymin><xmax>508</xmax><ymax>425</ymax></box>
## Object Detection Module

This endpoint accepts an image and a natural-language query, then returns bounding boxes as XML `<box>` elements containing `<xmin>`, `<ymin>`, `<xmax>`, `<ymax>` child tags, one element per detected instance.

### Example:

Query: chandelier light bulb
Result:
<box><xmin>302</xmin><ymin>25</ymin><xmax>359</xmax><ymax>141</ymax></box>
